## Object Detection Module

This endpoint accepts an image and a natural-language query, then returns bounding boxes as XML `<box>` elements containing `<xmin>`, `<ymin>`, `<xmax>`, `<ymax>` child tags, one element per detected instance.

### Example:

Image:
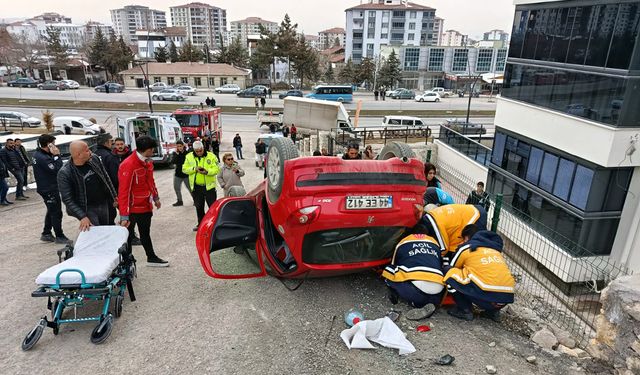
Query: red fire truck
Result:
<box><xmin>172</xmin><ymin>107</ymin><xmax>223</xmax><ymax>144</ymax></box>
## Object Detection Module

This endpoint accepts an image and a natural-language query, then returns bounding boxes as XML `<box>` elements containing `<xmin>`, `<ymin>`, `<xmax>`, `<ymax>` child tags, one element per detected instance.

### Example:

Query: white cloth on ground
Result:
<box><xmin>340</xmin><ymin>316</ymin><xmax>416</xmax><ymax>355</ymax></box>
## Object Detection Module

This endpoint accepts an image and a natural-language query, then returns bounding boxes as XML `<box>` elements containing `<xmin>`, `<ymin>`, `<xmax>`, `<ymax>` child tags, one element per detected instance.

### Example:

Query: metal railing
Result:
<box><xmin>435</xmin><ymin>157</ymin><xmax>631</xmax><ymax>347</ymax></box>
<box><xmin>438</xmin><ymin>125</ymin><xmax>492</xmax><ymax>166</ymax></box>
<box><xmin>332</xmin><ymin>126</ymin><xmax>432</xmax><ymax>148</ymax></box>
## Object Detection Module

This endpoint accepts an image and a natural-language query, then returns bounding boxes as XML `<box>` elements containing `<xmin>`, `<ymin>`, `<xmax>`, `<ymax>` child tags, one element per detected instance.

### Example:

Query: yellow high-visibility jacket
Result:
<box><xmin>182</xmin><ymin>151</ymin><xmax>220</xmax><ymax>191</ymax></box>
<box><xmin>423</xmin><ymin>204</ymin><xmax>485</xmax><ymax>254</ymax></box>
<box><xmin>382</xmin><ymin>234</ymin><xmax>444</xmax><ymax>285</ymax></box>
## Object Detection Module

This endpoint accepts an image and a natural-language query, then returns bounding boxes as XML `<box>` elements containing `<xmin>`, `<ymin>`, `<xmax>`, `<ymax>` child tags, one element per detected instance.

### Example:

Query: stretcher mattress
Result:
<box><xmin>36</xmin><ymin>226</ymin><xmax>129</xmax><ymax>286</ymax></box>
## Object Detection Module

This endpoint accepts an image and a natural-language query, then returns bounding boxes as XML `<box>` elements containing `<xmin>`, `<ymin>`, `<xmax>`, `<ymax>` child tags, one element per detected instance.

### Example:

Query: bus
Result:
<box><xmin>306</xmin><ymin>85</ymin><xmax>353</xmax><ymax>103</ymax></box>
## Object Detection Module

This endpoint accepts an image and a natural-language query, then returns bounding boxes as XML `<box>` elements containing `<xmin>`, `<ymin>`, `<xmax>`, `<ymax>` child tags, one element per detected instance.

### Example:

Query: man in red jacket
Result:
<box><xmin>118</xmin><ymin>136</ymin><xmax>169</xmax><ymax>267</ymax></box>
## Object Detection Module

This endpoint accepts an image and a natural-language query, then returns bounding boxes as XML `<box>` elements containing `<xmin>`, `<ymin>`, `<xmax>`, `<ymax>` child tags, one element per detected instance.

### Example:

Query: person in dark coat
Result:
<box><xmin>32</xmin><ymin>134</ymin><xmax>69</xmax><ymax>243</ymax></box>
<box><xmin>466</xmin><ymin>181</ymin><xmax>490</xmax><ymax>211</ymax></box>
<box><xmin>282</xmin><ymin>125</ymin><xmax>290</xmax><ymax>137</ymax></box>
<box><xmin>0</xmin><ymin>152</ymin><xmax>11</xmax><ymax>205</ymax></box>
<box><xmin>205</xmin><ymin>97</ymin><xmax>211</xmax><ymax>106</ymax></box>
<box><xmin>210</xmin><ymin>97</ymin><xmax>216</xmax><ymax>107</ymax></box>
<box><xmin>210</xmin><ymin>134</ymin><xmax>220</xmax><ymax>160</ymax></box>
<box><xmin>93</xmin><ymin>133</ymin><xmax>120</xmax><ymax>189</ymax></box>
<box><xmin>260</xmin><ymin>96</ymin><xmax>266</xmax><ymax>110</ymax></box>
<box><xmin>233</xmin><ymin>134</ymin><xmax>243</xmax><ymax>160</ymax></box>
<box><xmin>0</xmin><ymin>138</ymin><xmax>27</xmax><ymax>199</ymax></box>
<box><xmin>14</xmin><ymin>138</ymin><xmax>31</xmax><ymax>191</ymax></box>
<box><xmin>172</xmin><ymin>140</ymin><xmax>190</xmax><ymax>206</ymax></box>
<box><xmin>112</xmin><ymin>137</ymin><xmax>132</xmax><ymax>163</ymax></box>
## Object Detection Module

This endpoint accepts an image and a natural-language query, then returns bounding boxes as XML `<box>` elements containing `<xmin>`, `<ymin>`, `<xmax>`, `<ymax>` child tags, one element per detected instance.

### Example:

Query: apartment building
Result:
<box><xmin>110</xmin><ymin>5</ymin><xmax>167</xmax><ymax>44</ymax></box>
<box><xmin>490</xmin><ymin>0</ymin><xmax>640</xmax><ymax>278</ymax></box>
<box><xmin>318</xmin><ymin>27</ymin><xmax>346</xmax><ymax>50</ymax></box>
<box><xmin>440</xmin><ymin>29</ymin><xmax>468</xmax><ymax>46</ymax></box>
<box><xmin>229</xmin><ymin>17</ymin><xmax>278</xmax><ymax>48</ymax></box>
<box><xmin>345</xmin><ymin>0</ymin><xmax>439</xmax><ymax>63</ymax></box>
<box><xmin>170</xmin><ymin>2</ymin><xmax>227</xmax><ymax>49</ymax></box>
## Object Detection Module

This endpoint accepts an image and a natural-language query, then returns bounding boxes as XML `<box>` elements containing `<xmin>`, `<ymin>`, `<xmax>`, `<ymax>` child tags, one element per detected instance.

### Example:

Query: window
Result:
<box><xmin>391</xmin><ymin>33</ymin><xmax>404</xmax><ymax>41</ymax></box>
<box><xmin>495</xmin><ymin>49</ymin><xmax>507</xmax><ymax>71</ymax></box>
<box><xmin>452</xmin><ymin>49</ymin><xmax>468</xmax><ymax>72</ymax></box>
<box><xmin>392</xmin><ymin>22</ymin><xmax>405</xmax><ymax>29</ymax></box>
<box><xmin>392</xmin><ymin>11</ymin><xmax>405</xmax><ymax>17</ymax></box>
<box><xmin>476</xmin><ymin>49</ymin><xmax>494</xmax><ymax>72</ymax></box>
<box><xmin>353</xmin><ymin>32</ymin><xmax>363</xmax><ymax>39</ymax></box>
<box><xmin>167</xmin><ymin>77</ymin><xmax>175</xmax><ymax>85</ymax></box>
<box><xmin>428</xmin><ymin>48</ymin><xmax>444</xmax><ymax>71</ymax></box>
<box><xmin>369</xmin><ymin>11</ymin><xmax>376</xmax><ymax>17</ymax></box>
<box><xmin>381</xmin><ymin>33</ymin><xmax>388</xmax><ymax>39</ymax></box>
<box><xmin>553</xmin><ymin>158</ymin><xmax>575</xmax><ymax>200</ymax></box>
<box><xmin>367</xmin><ymin>28</ymin><xmax>375</xmax><ymax>39</ymax></box>
<box><xmin>404</xmin><ymin>48</ymin><xmax>420</xmax><ymax>71</ymax></box>
<box><xmin>180</xmin><ymin>77</ymin><xmax>188</xmax><ymax>84</ymax></box>
<box><xmin>539</xmin><ymin>153</ymin><xmax>558</xmax><ymax>192</ymax></box>
<box><xmin>407</xmin><ymin>33</ymin><xmax>415</xmax><ymax>40</ymax></box>
<box><xmin>220</xmin><ymin>77</ymin><xmax>228</xmax><ymax>85</ymax></box>
<box><xmin>153</xmin><ymin>77</ymin><xmax>161</xmax><ymax>83</ymax></box>
<box><xmin>382</xmin><ymin>11</ymin><xmax>390</xmax><ymax>18</ymax></box>
<box><xmin>194</xmin><ymin>77</ymin><xmax>202</xmax><ymax>86</ymax></box>
<box><xmin>208</xmin><ymin>77</ymin><xmax>215</xmax><ymax>86</ymax></box>
<box><xmin>409</xmin><ymin>11</ymin><xmax>416</xmax><ymax>19</ymax></box>
<box><xmin>381</xmin><ymin>22</ymin><xmax>389</xmax><ymax>29</ymax></box>
<box><xmin>525</xmin><ymin>147</ymin><xmax>544</xmax><ymax>184</ymax></box>
<box><xmin>409</xmin><ymin>23</ymin><xmax>415</xmax><ymax>30</ymax></box>
<box><xmin>366</xmin><ymin>44</ymin><xmax>374</xmax><ymax>58</ymax></box>
<box><xmin>353</xmin><ymin>43</ymin><xmax>362</xmax><ymax>49</ymax></box>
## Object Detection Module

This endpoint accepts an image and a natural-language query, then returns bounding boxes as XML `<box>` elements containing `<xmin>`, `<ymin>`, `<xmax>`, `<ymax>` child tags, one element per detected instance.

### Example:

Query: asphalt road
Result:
<box><xmin>0</xmin><ymin>86</ymin><xmax>498</xmax><ymax>111</ymax></box>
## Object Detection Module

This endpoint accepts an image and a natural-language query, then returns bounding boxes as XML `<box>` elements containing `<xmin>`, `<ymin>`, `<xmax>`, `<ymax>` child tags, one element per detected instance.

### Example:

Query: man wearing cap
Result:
<box><xmin>183</xmin><ymin>140</ymin><xmax>220</xmax><ymax>231</ymax></box>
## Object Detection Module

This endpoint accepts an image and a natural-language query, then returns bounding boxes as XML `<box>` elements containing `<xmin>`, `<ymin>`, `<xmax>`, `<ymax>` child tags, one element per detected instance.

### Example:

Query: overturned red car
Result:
<box><xmin>196</xmin><ymin>139</ymin><xmax>426</xmax><ymax>279</ymax></box>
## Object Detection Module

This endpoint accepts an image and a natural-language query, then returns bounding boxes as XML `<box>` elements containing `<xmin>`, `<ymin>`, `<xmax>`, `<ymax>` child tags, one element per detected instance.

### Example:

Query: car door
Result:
<box><xmin>0</xmin><ymin>113</ymin><xmax>17</xmax><ymax>127</ymax></box>
<box><xmin>71</xmin><ymin>120</ymin><xmax>85</xmax><ymax>134</ymax></box>
<box><xmin>196</xmin><ymin>198</ymin><xmax>267</xmax><ymax>279</ymax></box>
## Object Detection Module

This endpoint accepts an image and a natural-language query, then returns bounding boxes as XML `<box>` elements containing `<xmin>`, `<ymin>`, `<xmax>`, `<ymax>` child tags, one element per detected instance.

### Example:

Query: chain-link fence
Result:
<box><xmin>435</xmin><ymin>156</ymin><xmax>631</xmax><ymax>347</ymax></box>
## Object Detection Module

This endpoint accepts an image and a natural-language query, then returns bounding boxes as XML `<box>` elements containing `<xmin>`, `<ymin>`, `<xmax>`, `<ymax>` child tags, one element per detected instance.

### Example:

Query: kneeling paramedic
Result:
<box><xmin>443</xmin><ymin>225</ymin><xmax>515</xmax><ymax>321</ymax></box>
<box><xmin>183</xmin><ymin>141</ymin><xmax>220</xmax><ymax>231</ymax></box>
<box><xmin>382</xmin><ymin>224</ymin><xmax>445</xmax><ymax>310</ymax></box>
<box><xmin>423</xmin><ymin>186</ymin><xmax>455</xmax><ymax>207</ymax></box>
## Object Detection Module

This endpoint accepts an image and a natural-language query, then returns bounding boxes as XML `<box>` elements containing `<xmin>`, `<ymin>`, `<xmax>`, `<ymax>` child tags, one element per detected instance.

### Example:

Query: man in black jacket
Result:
<box><xmin>465</xmin><ymin>181</ymin><xmax>490</xmax><ymax>211</ymax></box>
<box><xmin>32</xmin><ymin>134</ymin><xmax>69</xmax><ymax>243</ymax></box>
<box><xmin>172</xmin><ymin>140</ymin><xmax>190</xmax><ymax>206</ymax></box>
<box><xmin>58</xmin><ymin>141</ymin><xmax>117</xmax><ymax>230</ymax></box>
<box><xmin>93</xmin><ymin>133</ymin><xmax>120</xmax><ymax>188</ymax></box>
<box><xmin>210</xmin><ymin>134</ymin><xmax>220</xmax><ymax>160</ymax></box>
<box><xmin>14</xmin><ymin>138</ymin><xmax>31</xmax><ymax>191</ymax></box>
<box><xmin>0</xmin><ymin>139</ymin><xmax>28</xmax><ymax>200</ymax></box>
<box><xmin>0</xmin><ymin>154</ymin><xmax>11</xmax><ymax>205</ymax></box>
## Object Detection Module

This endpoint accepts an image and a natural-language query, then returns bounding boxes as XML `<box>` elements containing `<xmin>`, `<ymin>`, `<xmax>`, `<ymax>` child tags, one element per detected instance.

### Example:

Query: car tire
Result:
<box><xmin>266</xmin><ymin>137</ymin><xmax>299</xmax><ymax>204</ymax></box>
<box><xmin>378</xmin><ymin>141</ymin><xmax>416</xmax><ymax>160</ymax></box>
<box><xmin>38</xmin><ymin>86</ymin><xmax>43</xmax><ymax>90</ymax></box>
<box><xmin>152</xmin><ymin>95</ymin><xmax>158</xmax><ymax>100</ymax></box>
<box><xmin>56</xmin><ymin>86</ymin><xmax>61</xmax><ymax>91</ymax></box>
<box><xmin>419</xmin><ymin>98</ymin><xmax>424</xmax><ymax>102</ymax></box>
<box><xmin>435</xmin><ymin>98</ymin><xmax>440</xmax><ymax>102</ymax></box>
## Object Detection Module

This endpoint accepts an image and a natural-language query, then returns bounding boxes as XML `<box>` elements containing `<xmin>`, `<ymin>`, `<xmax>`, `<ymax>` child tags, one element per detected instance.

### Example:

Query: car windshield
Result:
<box><xmin>302</xmin><ymin>227</ymin><xmax>406</xmax><ymax>264</ymax></box>
<box><xmin>174</xmin><ymin>114</ymin><xmax>201</xmax><ymax>127</ymax></box>
<box><xmin>78</xmin><ymin>119</ymin><xmax>94</xmax><ymax>126</ymax></box>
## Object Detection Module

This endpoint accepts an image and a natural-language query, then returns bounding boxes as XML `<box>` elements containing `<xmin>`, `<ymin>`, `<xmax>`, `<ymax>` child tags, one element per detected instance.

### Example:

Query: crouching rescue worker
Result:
<box><xmin>443</xmin><ymin>225</ymin><xmax>515</xmax><ymax>321</ymax></box>
<box><xmin>423</xmin><ymin>186</ymin><xmax>455</xmax><ymax>207</ymax></box>
<box><xmin>382</xmin><ymin>224</ymin><xmax>444</xmax><ymax>314</ymax></box>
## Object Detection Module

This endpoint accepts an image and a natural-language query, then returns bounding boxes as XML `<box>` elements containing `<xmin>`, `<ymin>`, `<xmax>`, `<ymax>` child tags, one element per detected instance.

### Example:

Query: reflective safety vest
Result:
<box><xmin>422</xmin><ymin>204</ymin><xmax>485</xmax><ymax>255</ymax></box>
<box><xmin>382</xmin><ymin>234</ymin><xmax>444</xmax><ymax>285</ymax></box>
<box><xmin>182</xmin><ymin>151</ymin><xmax>220</xmax><ymax>191</ymax></box>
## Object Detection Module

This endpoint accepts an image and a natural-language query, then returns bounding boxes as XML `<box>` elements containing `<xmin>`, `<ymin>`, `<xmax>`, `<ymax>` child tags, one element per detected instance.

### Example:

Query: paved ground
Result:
<box><xmin>0</xmin><ymin>86</ymin><xmax>498</xmax><ymax>111</ymax></box>
<box><xmin>0</xmin><ymin>127</ymin><xmax>600</xmax><ymax>374</ymax></box>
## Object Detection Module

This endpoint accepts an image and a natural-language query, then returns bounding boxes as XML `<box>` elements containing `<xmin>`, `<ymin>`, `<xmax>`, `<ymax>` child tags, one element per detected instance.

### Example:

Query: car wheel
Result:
<box><xmin>435</xmin><ymin>98</ymin><xmax>440</xmax><ymax>102</ymax></box>
<box><xmin>266</xmin><ymin>137</ymin><xmax>299</xmax><ymax>204</ymax></box>
<box><xmin>152</xmin><ymin>95</ymin><xmax>158</xmax><ymax>100</ymax></box>
<box><xmin>419</xmin><ymin>98</ymin><xmax>424</xmax><ymax>102</ymax></box>
<box><xmin>378</xmin><ymin>141</ymin><xmax>416</xmax><ymax>160</ymax></box>
<box><xmin>56</xmin><ymin>86</ymin><xmax>61</xmax><ymax>91</ymax></box>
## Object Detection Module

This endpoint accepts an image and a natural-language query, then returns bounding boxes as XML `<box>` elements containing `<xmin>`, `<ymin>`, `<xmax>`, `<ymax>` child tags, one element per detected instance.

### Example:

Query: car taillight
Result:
<box><xmin>413</xmin><ymin>203</ymin><xmax>424</xmax><ymax>220</ymax></box>
<box><xmin>289</xmin><ymin>206</ymin><xmax>320</xmax><ymax>225</ymax></box>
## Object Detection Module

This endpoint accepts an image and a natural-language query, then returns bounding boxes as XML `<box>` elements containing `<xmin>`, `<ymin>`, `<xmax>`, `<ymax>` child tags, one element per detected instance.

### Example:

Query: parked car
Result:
<box><xmin>175</xmin><ymin>85</ymin><xmax>197</xmax><ymax>96</ymax></box>
<box><xmin>195</xmin><ymin>139</ymin><xmax>426</xmax><ymax>280</ymax></box>
<box><xmin>385</xmin><ymin>88</ymin><xmax>405</xmax><ymax>97</ymax></box>
<box><xmin>382</xmin><ymin>115</ymin><xmax>426</xmax><ymax>127</ymax></box>
<box><xmin>37</xmin><ymin>80</ymin><xmax>67</xmax><ymax>90</ymax></box>
<box><xmin>152</xmin><ymin>89</ymin><xmax>186</xmax><ymax>101</ymax></box>
<box><xmin>214</xmin><ymin>84</ymin><xmax>241</xmax><ymax>94</ymax></box>
<box><xmin>415</xmin><ymin>91</ymin><xmax>441</xmax><ymax>103</ymax></box>
<box><xmin>237</xmin><ymin>87</ymin><xmax>266</xmax><ymax>98</ymax></box>
<box><xmin>278</xmin><ymin>90</ymin><xmax>303</xmax><ymax>99</ymax></box>
<box><xmin>94</xmin><ymin>82</ymin><xmax>124</xmax><ymax>93</ymax></box>
<box><xmin>0</xmin><ymin>111</ymin><xmax>41</xmax><ymax>127</ymax></box>
<box><xmin>7</xmin><ymin>77</ymin><xmax>38</xmax><ymax>88</ymax></box>
<box><xmin>62</xmin><ymin>79</ymin><xmax>80</xmax><ymax>89</ymax></box>
<box><xmin>251</xmin><ymin>85</ymin><xmax>269</xmax><ymax>92</ymax></box>
<box><xmin>430</xmin><ymin>87</ymin><xmax>452</xmax><ymax>98</ymax></box>
<box><xmin>389</xmin><ymin>89</ymin><xmax>415</xmax><ymax>100</ymax></box>
<box><xmin>442</xmin><ymin>119</ymin><xmax>487</xmax><ymax>135</ymax></box>
<box><xmin>53</xmin><ymin>116</ymin><xmax>104</xmax><ymax>135</ymax></box>
<box><xmin>148</xmin><ymin>82</ymin><xmax>169</xmax><ymax>91</ymax></box>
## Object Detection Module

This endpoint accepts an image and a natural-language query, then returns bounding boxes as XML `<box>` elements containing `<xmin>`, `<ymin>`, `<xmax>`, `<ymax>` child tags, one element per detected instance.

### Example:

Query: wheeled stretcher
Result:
<box><xmin>21</xmin><ymin>226</ymin><xmax>136</xmax><ymax>350</ymax></box>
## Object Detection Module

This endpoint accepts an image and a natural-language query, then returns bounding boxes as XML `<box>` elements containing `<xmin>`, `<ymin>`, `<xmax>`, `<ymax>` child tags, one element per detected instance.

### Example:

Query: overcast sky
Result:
<box><xmin>5</xmin><ymin>0</ymin><xmax>516</xmax><ymax>39</ymax></box>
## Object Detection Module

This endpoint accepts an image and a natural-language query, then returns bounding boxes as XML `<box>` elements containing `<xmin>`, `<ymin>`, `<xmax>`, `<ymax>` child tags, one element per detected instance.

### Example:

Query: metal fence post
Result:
<box><xmin>426</xmin><ymin>149</ymin><xmax>432</xmax><ymax>162</ymax></box>
<box><xmin>491</xmin><ymin>194</ymin><xmax>503</xmax><ymax>232</ymax></box>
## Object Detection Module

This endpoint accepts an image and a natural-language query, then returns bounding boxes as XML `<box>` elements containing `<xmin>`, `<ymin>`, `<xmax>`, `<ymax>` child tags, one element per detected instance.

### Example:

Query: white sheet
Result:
<box><xmin>36</xmin><ymin>226</ymin><xmax>129</xmax><ymax>286</ymax></box>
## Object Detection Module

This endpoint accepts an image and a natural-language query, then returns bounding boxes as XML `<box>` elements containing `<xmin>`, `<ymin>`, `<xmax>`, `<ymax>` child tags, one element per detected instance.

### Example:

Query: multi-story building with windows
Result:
<box><xmin>135</xmin><ymin>27</ymin><xmax>188</xmax><ymax>59</ymax></box>
<box><xmin>440</xmin><ymin>29</ymin><xmax>468</xmax><ymax>46</ymax></box>
<box><xmin>490</xmin><ymin>0</ymin><xmax>640</xmax><ymax>277</ymax></box>
<box><xmin>170</xmin><ymin>2</ymin><xmax>227</xmax><ymax>49</ymax></box>
<box><xmin>229</xmin><ymin>17</ymin><xmax>278</xmax><ymax>48</ymax></box>
<box><xmin>433</xmin><ymin>17</ymin><xmax>444</xmax><ymax>46</ymax></box>
<box><xmin>345</xmin><ymin>0</ymin><xmax>439</xmax><ymax>63</ymax></box>
<box><xmin>110</xmin><ymin>5</ymin><xmax>167</xmax><ymax>44</ymax></box>
<box><xmin>30</xmin><ymin>12</ymin><xmax>72</xmax><ymax>24</ymax></box>
<box><xmin>483</xmin><ymin>29</ymin><xmax>509</xmax><ymax>43</ymax></box>
<box><xmin>318</xmin><ymin>27</ymin><xmax>346</xmax><ymax>50</ymax></box>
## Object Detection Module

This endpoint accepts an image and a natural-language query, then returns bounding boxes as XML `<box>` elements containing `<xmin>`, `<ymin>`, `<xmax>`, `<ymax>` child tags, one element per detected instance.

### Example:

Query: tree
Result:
<box><xmin>217</xmin><ymin>37</ymin><xmax>250</xmax><ymax>67</ymax></box>
<box><xmin>155</xmin><ymin>45</ymin><xmax>168</xmax><ymax>62</ymax></box>
<box><xmin>338</xmin><ymin>58</ymin><xmax>355</xmax><ymax>84</ymax></box>
<box><xmin>378</xmin><ymin>50</ymin><xmax>402</xmax><ymax>88</ymax></box>
<box><xmin>355</xmin><ymin>57</ymin><xmax>375</xmax><ymax>88</ymax></box>
<box><xmin>44</xmin><ymin>27</ymin><xmax>68</xmax><ymax>75</ymax></box>
<box><xmin>101</xmin><ymin>33</ymin><xmax>132</xmax><ymax>80</ymax></box>
<box><xmin>9</xmin><ymin>32</ymin><xmax>43</xmax><ymax>77</ymax></box>
<box><xmin>168</xmin><ymin>41</ymin><xmax>179</xmax><ymax>62</ymax></box>
<box><xmin>0</xmin><ymin>27</ymin><xmax>16</xmax><ymax>68</ymax></box>
<box><xmin>324</xmin><ymin>63</ymin><xmax>334</xmax><ymax>83</ymax></box>
<box><xmin>178</xmin><ymin>40</ymin><xmax>204</xmax><ymax>62</ymax></box>
<box><xmin>290</xmin><ymin>35</ymin><xmax>320</xmax><ymax>88</ymax></box>
<box><xmin>87</xmin><ymin>27</ymin><xmax>107</xmax><ymax>67</ymax></box>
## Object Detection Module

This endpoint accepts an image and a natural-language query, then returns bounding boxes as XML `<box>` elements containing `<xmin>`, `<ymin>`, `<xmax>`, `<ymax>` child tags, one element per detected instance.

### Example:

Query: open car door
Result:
<box><xmin>196</xmin><ymin>198</ymin><xmax>267</xmax><ymax>279</ymax></box>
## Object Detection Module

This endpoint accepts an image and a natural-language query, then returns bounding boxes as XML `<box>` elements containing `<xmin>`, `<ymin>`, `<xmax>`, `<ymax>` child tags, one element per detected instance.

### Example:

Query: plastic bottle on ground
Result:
<box><xmin>344</xmin><ymin>308</ymin><xmax>364</xmax><ymax>327</ymax></box>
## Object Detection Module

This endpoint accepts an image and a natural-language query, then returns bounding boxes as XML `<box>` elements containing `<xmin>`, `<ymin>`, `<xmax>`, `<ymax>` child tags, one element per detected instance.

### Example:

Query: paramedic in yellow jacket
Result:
<box><xmin>382</xmin><ymin>224</ymin><xmax>445</xmax><ymax>310</ymax></box>
<box><xmin>421</xmin><ymin>203</ymin><xmax>487</xmax><ymax>263</ymax></box>
<box><xmin>182</xmin><ymin>141</ymin><xmax>220</xmax><ymax>231</ymax></box>
<box><xmin>443</xmin><ymin>225</ymin><xmax>515</xmax><ymax>322</ymax></box>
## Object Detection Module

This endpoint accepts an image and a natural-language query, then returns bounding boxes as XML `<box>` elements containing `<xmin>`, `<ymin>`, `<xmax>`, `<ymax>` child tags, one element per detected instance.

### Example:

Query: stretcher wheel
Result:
<box><xmin>90</xmin><ymin>315</ymin><xmax>113</xmax><ymax>345</ymax></box>
<box><xmin>114</xmin><ymin>295</ymin><xmax>123</xmax><ymax>318</ymax></box>
<box><xmin>52</xmin><ymin>324</ymin><xmax>59</xmax><ymax>336</ymax></box>
<box><xmin>21</xmin><ymin>319</ymin><xmax>45</xmax><ymax>351</ymax></box>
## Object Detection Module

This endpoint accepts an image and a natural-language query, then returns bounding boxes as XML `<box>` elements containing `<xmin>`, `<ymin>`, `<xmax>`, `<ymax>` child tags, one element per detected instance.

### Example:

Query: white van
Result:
<box><xmin>53</xmin><ymin>117</ymin><xmax>104</xmax><ymax>135</ymax></box>
<box><xmin>382</xmin><ymin>115</ymin><xmax>426</xmax><ymax>127</ymax></box>
<box><xmin>117</xmin><ymin>114</ymin><xmax>183</xmax><ymax>166</ymax></box>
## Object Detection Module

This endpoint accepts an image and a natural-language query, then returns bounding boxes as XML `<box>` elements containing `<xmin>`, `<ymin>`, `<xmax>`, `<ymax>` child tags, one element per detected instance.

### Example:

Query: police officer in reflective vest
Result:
<box><xmin>183</xmin><ymin>141</ymin><xmax>220</xmax><ymax>231</ymax></box>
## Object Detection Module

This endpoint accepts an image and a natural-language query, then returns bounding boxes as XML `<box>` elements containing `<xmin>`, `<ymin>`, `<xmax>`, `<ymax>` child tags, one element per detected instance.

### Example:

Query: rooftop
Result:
<box><xmin>346</xmin><ymin>1</ymin><xmax>434</xmax><ymax>11</ymax></box>
<box><xmin>319</xmin><ymin>27</ymin><xmax>345</xmax><ymax>34</ymax></box>
<box><xmin>118</xmin><ymin>62</ymin><xmax>250</xmax><ymax>76</ymax></box>
<box><xmin>170</xmin><ymin>2</ymin><xmax>222</xmax><ymax>9</ymax></box>
<box><xmin>231</xmin><ymin>17</ymin><xmax>277</xmax><ymax>25</ymax></box>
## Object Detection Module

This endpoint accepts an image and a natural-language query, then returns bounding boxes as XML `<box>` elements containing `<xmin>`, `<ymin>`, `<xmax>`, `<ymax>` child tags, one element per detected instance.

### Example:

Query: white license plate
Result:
<box><xmin>346</xmin><ymin>196</ymin><xmax>392</xmax><ymax>210</ymax></box>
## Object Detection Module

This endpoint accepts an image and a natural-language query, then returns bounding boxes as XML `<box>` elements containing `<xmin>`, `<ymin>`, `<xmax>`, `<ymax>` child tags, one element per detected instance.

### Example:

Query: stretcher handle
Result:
<box><xmin>54</xmin><ymin>269</ymin><xmax>88</xmax><ymax>287</ymax></box>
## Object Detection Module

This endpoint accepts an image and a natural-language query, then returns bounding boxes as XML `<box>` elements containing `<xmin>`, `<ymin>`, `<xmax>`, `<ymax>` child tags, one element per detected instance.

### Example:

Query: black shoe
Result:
<box><xmin>55</xmin><ymin>235</ymin><xmax>72</xmax><ymax>245</ymax></box>
<box><xmin>147</xmin><ymin>256</ymin><xmax>169</xmax><ymax>267</ymax></box>
<box><xmin>193</xmin><ymin>226</ymin><xmax>199</xmax><ymax>232</ymax></box>
<box><xmin>447</xmin><ymin>308</ymin><xmax>474</xmax><ymax>321</ymax></box>
<box><xmin>387</xmin><ymin>287</ymin><xmax>399</xmax><ymax>305</ymax></box>
<box><xmin>2</xmin><ymin>200</ymin><xmax>13</xmax><ymax>205</ymax></box>
<box><xmin>0</xmin><ymin>202</ymin><xmax>8</xmax><ymax>206</ymax></box>
<box><xmin>40</xmin><ymin>233</ymin><xmax>55</xmax><ymax>242</ymax></box>
<box><xmin>172</xmin><ymin>201</ymin><xmax>183</xmax><ymax>207</ymax></box>
<box><xmin>131</xmin><ymin>237</ymin><xmax>142</xmax><ymax>246</ymax></box>
<box><xmin>480</xmin><ymin>309</ymin><xmax>502</xmax><ymax>322</ymax></box>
